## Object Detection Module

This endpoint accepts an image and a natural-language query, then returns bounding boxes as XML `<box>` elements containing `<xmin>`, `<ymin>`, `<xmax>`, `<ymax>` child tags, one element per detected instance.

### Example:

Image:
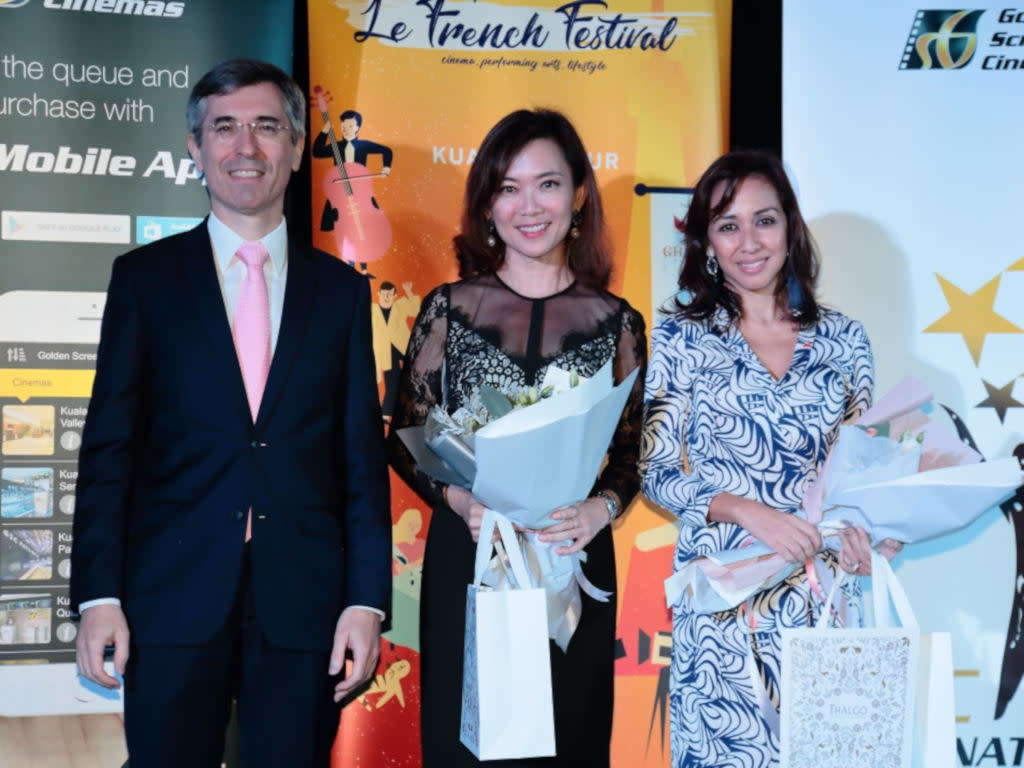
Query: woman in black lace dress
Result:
<box><xmin>388</xmin><ymin>109</ymin><xmax>646</xmax><ymax>768</ymax></box>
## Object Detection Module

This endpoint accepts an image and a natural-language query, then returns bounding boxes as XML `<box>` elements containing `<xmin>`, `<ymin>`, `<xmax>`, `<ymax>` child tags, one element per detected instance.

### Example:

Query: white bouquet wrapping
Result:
<box><xmin>399</xmin><ymin>360</ymin><xmax>639</xmax><ymax>649</ymax></box>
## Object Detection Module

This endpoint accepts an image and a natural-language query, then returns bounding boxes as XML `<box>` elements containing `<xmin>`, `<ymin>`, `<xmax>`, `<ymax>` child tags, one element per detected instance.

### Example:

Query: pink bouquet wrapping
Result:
<box><xmin>665</xmin><ymin>377</ymin><xmax>1023</xmax><ymax>613</ymax></box>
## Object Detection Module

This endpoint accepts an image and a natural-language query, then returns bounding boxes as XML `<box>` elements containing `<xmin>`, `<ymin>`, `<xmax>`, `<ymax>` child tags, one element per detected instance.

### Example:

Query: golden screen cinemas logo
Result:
<box><xmin>0</xmin><ymin>0</ymin><xmax>185</xmax><ymax>16</ymax></box>
<box><xmin>900</xmin><ymin>9</ymin><xmax>983</xmax><ymax>69</ymax></box>
<box><xmin>901</xmin><ymin>9</ymin><xmax>1024</xmax><ymax>70</ymax></box>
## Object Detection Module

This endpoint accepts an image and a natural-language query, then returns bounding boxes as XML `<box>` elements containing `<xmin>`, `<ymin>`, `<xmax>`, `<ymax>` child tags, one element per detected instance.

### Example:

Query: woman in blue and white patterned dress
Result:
<box><xmin>639</xmin><ymin>150</ymin><xmax>902</xmax><ymax>768</ymax></box>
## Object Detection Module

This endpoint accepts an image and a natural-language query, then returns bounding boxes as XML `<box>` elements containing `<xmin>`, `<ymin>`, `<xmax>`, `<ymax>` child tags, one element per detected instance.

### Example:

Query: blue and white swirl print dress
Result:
<box><xmin>639</xmin><ymin>307</ymin><xmax>873</xmax><ymax>768</ymax></box>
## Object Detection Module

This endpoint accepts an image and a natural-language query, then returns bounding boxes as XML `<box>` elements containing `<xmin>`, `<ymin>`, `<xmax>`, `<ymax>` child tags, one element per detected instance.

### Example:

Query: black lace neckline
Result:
<box><xmin>492</xmin><ymin>271</ymin><xmax>578</xmax><ymax>302</ymax></box>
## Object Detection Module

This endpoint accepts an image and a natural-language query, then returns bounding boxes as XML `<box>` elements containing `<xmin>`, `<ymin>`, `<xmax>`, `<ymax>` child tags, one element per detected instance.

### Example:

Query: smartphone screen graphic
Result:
<box><xmin>0</xmin><ymin>291</ymin><xmax>103</xmax><ymax>666</ymax></box>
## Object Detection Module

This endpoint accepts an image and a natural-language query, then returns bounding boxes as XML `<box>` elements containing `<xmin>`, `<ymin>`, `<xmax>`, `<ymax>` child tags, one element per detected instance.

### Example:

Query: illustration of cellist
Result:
<box><xmin>312</xmin><ymin>94</ymin><xmax>393</xmax><ymax>277</ymax></box>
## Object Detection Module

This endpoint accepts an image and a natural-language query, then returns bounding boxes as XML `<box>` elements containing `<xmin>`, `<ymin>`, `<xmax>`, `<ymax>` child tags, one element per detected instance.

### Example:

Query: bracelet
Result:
<box><xmin>594</xmin><ymin>490</ymin><xmax>620</xmax><ymax>524</ymax></box>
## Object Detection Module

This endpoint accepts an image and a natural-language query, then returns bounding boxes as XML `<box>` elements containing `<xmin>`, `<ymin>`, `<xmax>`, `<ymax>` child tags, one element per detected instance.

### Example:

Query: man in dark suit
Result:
<box><xmin>70</xmin><ymin>59</ymin><xmax>391</xmax><ymax>767</ymax></box>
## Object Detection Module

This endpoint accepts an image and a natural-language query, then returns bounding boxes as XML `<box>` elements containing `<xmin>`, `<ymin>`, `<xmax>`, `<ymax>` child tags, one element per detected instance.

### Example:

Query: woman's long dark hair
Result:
<box><xmin>675</xmin><ymin>149</ymin><xmax>820</xmax><ymax>325</ymax></box>
<box><xmin>454</xmin><ymin>109</ymin><xmax>611</xmax><ymax>290</ymax></box>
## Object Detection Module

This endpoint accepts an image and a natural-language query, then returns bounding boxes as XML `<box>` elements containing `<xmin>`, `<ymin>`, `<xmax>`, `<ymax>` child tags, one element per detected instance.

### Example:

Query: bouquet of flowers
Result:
<box><xmin>399</xmin><ymin>360</ymin><xmax>637</xmax><ymax>528</ymax></box>
<box><xmin>402</xmin><ymin>369</ymin><xmax>582</xmax><ymax>496</ymax></box>
<box><xmin>665</xmin><ymin>376</ymin><xmax>1023</xmax><ymax>614</ymax></box>
<box><xmin>398</xmin><ymin>360</ymin><xmax>639</xmax><ymax>649</ymax></box>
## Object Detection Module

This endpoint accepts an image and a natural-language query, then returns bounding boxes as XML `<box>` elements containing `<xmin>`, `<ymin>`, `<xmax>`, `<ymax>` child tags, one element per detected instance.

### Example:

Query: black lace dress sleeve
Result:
<box><xmin>592</xmin><ymin>300</ymin><xmax>647</xmax><ymax>510</ymax></box>
<box><xmin>386</xmin><ymin>284</ymin><xmax>449</xmax><ymax>508</ymax></box>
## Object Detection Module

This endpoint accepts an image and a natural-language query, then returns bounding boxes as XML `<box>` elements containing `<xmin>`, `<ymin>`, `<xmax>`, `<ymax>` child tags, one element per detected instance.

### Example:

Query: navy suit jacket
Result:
<box><xmin>70</xmin><ymin>222</ymin><xmax>391</xmax><ymax>652</ymax></box>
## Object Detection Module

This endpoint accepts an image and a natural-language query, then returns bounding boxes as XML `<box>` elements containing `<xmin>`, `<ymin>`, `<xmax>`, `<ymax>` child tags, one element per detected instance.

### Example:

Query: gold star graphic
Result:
<box><xmin>1008</xmin><ymin>256</ymin><xmax>1024</xmax><ymax>271</ymax></box>
<box><xmin>976</xmin><ymin>378</ymin><xmax>1024</xmax><ymax>424</ymax></box>
<box><xmin>924</xmin><ymin>274</ymin><xmax>1022</xmax><ymax>364</ymax></box>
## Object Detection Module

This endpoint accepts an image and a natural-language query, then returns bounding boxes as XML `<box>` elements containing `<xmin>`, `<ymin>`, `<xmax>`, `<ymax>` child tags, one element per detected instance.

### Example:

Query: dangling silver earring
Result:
<box><xmin>486</xmin><ymin>219</ymin><xmax>497</xmax><ymax>248</ymax></box>
<box><xmin>705</xmin><ymin>248</ymin><xmax>720</xmax><ymax>278</ymax></box>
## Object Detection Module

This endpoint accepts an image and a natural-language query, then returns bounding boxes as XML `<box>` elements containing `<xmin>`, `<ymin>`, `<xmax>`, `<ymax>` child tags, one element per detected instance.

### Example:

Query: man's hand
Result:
<box><xmin>329</xmin><ymin>607</ymin><xmax>382</xmax><ymax>702</ymax></box>
<box><xmin>76</xmin><ymin>604</ymin><xmax>129</xmax><ymax>689</ymax></box>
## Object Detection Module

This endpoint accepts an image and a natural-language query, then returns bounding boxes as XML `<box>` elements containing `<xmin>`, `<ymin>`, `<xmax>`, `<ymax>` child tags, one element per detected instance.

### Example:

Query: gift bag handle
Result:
<box><xmin>871</xmin><ymin>550</ymin><xmax>918</xmax><ymax>630</ymax></box>
<box><xmin>813</xmin><ymin>567</ymin><xmax>849</xmax><ymax>630</ymax></box>
<box><xmin>474</xmin><ymin>507</ymin><xmax>535</xmax><ymax>590</ymax></box>
<box><xmin>814</xmin><ymin>551</ymin><xmax>918</xmax><ymax>630</ymax></box>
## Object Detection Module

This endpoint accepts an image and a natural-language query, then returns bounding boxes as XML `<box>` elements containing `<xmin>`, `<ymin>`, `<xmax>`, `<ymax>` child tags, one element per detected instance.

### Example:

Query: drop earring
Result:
<box><xmin>786</xmin><ymin>254</ymin><xmax>804</xmax><ymax>316</ymax></box>
<box><xmin>705</xmin><ymin>247</ymin><xmax>720</xmax><ymax>278</ymax></box>
<box><xmin>569</xmin><ymin>210</ymin><xmax>581</xmax><ymax>240</ymax></box>
<box><xmin>486</xmin><ymin>219</ymin><xmax>497</xmax><ymax>248</ymax></box>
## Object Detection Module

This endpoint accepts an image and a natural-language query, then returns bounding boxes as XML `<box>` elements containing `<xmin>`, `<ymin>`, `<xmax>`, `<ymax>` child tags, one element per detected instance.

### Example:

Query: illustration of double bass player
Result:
<box><xmin>313</xmin><ymin>88</ymin><xmax>393</xmax><ymax>276</ymax></box>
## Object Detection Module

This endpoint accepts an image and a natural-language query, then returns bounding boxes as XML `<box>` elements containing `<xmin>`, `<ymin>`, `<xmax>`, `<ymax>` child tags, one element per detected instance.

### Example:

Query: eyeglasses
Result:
<box><xmin>206</xmin><ymin>119</ymin><xmax>292</xmax><ymax>143</ymax></box>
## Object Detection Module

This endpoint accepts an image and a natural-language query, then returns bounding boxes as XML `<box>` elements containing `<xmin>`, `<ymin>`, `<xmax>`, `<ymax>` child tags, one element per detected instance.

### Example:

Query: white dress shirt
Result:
<box><xmin>207</xmin><ymin>211</ymin><xmax>288</xmax><ymax>348</ymax></box>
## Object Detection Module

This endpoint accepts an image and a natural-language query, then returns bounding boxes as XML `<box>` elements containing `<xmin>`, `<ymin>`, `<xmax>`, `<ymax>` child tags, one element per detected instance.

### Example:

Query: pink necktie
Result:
<box><xmin>233</xmin><ymin>241</ymin><xmax>271</xmax><ymax>422</ymax></box>
<box><xmin>234</xmin><ymin>242</ymin><xmax>270</xmax><ymax>543</ymax></box>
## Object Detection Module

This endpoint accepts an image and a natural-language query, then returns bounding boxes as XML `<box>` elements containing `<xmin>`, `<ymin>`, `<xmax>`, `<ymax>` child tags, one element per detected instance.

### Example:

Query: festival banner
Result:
<box><xmin>783</xmin><ymin>3</ymin><xmax>1024</xmax><ymax>764</ymax></box>
<box><xmin>307</xmin><ymin>2</ymin><xmax>731</xmax><ymax>765</ymax></box>
<box><xmin>0</xmin><ymin>0</ymin><xmax>294</xmax><ymax>760</ymax></box>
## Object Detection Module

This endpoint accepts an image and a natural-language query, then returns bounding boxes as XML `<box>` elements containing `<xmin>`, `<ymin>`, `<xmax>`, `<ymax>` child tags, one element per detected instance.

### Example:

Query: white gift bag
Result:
<box><xmin>780</xmin><ymin>552</ymin><xmax>953</xmax><ymax>768</ymax></box>
<box><xmin>460</xmin><ymin>509</ymin><xmax>556</xmax><ymax>761</ymax></box>
<box><xmin>870</xmin><ymin>555</ymin><xmax>954</xmax><ymax>768</ymax></box>
<box><xmin>914</xmin><ymin>631</ymin><xmax>954</xmax><ymax>768</ymax></box>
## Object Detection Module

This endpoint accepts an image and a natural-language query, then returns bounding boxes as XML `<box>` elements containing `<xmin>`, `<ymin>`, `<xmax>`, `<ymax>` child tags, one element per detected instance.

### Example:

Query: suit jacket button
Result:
<box><xmin>233</xmin><ymin>509</ymin><xmax>244</xmax><ymax>521</ymax></box>
<box><xmin>250</xmin><ymin>440</ymin><xmax>260</xmax><ymax>449</ymax></box>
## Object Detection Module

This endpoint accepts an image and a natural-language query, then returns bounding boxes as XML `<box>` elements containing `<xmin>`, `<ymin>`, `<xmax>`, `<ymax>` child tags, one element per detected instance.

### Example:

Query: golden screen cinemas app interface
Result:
<box><xmin>0</xmin><ymin>341</ymin><xmax>95</xmax><ymax>663</ymax></box>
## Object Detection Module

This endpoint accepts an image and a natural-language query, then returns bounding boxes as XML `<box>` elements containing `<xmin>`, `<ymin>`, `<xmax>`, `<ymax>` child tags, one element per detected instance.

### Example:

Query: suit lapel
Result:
<box><xmin>181</xmin><ymin>222</ymin><xmax>252</xmax><ymax>425</ymax></box>
<box><xmin>257</xmin><ymin>242</ymin><xmax>315</xmax><ymax>426</ymax></box>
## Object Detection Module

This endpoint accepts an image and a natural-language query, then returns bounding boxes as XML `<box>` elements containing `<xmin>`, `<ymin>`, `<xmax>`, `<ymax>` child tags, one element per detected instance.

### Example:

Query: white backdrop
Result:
<box><xmin>784</xmin><ymin>3</ymin><xmax>1024</xmax><ymax>762</ymax></box>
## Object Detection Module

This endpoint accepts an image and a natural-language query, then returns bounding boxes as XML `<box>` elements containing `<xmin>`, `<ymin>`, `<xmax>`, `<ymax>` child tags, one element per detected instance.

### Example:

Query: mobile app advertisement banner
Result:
<box><xmin>783</xmin><ymin>3</ymin><xmax>1024</xmax><ymax>764</ymax></box>
<box><xmin>0</xmin><ymin>0</ymin><xmax>294</xmax><ymax>722</ymax></box>
<box><xmin>307</xmin><ymin>2</ymin><xmax>730</xmax><ymax>765</ymax></box>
